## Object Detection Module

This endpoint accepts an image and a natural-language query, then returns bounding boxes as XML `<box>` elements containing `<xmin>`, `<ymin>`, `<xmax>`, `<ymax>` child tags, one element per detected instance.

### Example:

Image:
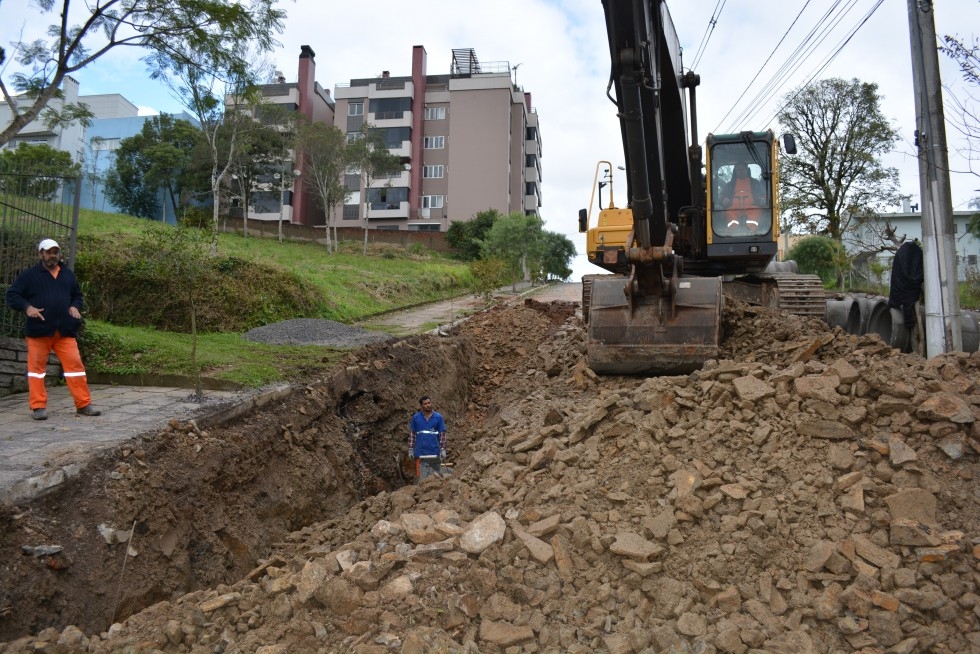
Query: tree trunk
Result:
<box><xmin>0</xmin><ymin>77</ymin><xmax>64</xmax><ymax>147</ymax></box>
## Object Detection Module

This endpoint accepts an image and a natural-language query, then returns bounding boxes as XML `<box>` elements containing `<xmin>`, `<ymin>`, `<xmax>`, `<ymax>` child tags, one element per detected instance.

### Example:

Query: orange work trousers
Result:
<box><xmin>26</xmin><ymin>333</ymin><xmax>92</xmax><ymax>410</ymax></box>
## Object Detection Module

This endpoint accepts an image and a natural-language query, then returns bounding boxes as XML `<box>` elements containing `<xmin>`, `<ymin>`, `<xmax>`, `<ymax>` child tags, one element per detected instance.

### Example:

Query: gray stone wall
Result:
<box><xmin>0</xmin><ymin>337</ymin><xmax>63</xmax><ymax>399</ymax></box>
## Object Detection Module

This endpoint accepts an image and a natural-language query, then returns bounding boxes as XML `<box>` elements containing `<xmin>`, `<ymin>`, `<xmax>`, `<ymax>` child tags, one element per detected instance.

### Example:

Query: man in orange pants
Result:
<box><xmin>5</xmin><ymin>239</ymin><xmax>101</xmax><ymax>420</ymax></box>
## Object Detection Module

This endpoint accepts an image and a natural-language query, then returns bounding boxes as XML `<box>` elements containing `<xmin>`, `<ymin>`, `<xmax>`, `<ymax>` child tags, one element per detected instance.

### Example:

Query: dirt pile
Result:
<box><xmin>2</xmin><ymin>298</ymin><xmax>979</xmax><ymax>653</ymax></box>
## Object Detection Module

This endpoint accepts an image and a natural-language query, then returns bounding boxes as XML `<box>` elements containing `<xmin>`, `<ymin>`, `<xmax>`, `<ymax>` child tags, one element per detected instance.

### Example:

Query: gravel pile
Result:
<box><xmin>242</xmin><ymin>318</ymin><xmax>393</xmax><ymax>348</ymax></box>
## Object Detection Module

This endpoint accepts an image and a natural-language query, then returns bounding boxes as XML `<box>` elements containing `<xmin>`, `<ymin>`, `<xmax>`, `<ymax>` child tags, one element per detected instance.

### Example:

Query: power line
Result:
<box><xmin>712</xmin><ymin>0</ymin><xmax>813</xmax><ymax>132</ymax></box>
<box><xmin>690</xmin><ymin>0</ymin><xmax>728</xmax><ymax>72</ymax></box>
<box><xmin>721</xmin><ymin>0</ymin><xmax>865</xmax><ymax>132</ymax></box>
<box><xmin>752</xmin><ymin>0</ymin><xmax>885</xmax><ymax>130</ymax></box>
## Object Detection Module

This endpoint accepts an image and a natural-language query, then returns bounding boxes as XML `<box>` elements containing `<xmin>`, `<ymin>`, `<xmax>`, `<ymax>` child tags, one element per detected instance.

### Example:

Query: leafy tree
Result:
<box><xmin>778</xmin><ymin>78</ymin><xmax>900</xmax><ymax>242</ymax></box>
<box><xmin>103</xmin><ymin>114</ymin><xmax>202</xmax><ymax>220</ymax></box>
<box><xmin>0</xmin><ymin>0</ymin><xmax>285</xmax><ymax>147</ymax></box>
<box><xmin>469</xmin><ymin>257</ymin><xmax>508</xmax><ymax>301</ymax></box>
<box><xmin>539</xmin><ymin>231</ymin><xmax>577</xmax><ymax>281</ymax></box>
<box><xmin>478</xmin><ymin>212</ymin><xmax>544</xmax><ymax>290</ymax></box>
<box><xmin>447</xmin><ymin>209</ymin><xmax>501</xmax><ymax>260</ymax></box>
<box><xmin>788</xmin><ymin>235</ymin><xmax>848</xmax><ymax>288</ymax></box>
<box><xmin>0</xmin><ymin>142</ymin><xmax>79</xmax><ymax>199</ymax></box>
<box><xmin>294</xmin><ymin>122</ymin><xmax>352</xmax><ymax>254</ymax></box>
<box><xmin>353</xmin><ymin>128</ymin><xmax>402</xmax><ymax>255</ymax></box>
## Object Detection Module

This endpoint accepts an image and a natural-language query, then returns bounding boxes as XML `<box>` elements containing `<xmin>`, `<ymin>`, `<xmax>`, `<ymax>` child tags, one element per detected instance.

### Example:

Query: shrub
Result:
<box><xmin>787</xmin><ymin>235</ymin><xmax>847</xmax><ymax>287</ymax></box>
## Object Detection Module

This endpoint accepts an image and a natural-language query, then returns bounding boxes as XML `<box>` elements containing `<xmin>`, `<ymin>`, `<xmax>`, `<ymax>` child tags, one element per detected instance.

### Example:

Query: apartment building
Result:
<box><xmin>241</xmin><ymin>45</ymin><xmax>335</xmax><ymax>226</ymax></box>
<box><xmin>332</xmin><ymin>46</ymin><xmax>543</xmax><ymax>232</ymax></box>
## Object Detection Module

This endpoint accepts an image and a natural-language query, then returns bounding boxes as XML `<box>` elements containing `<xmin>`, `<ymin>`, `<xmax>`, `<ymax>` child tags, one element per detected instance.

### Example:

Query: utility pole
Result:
<box><xmin>906</xmin><ymin>0</ymin><xmax>961</xmax><ymax>355</ymax></box>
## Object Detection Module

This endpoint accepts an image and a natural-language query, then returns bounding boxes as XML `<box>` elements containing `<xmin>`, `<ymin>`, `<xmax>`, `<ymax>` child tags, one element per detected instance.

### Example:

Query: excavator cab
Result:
<box><xmin>705</xmin><ymin>131</ymin><xmax>780</xmax><ymax>273</ymax></box>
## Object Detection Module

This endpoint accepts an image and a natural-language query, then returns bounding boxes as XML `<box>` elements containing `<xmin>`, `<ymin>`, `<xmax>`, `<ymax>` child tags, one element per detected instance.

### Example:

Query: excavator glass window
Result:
<box><xmin>709</xmin><ymin>141</ymin><xmax>773</xmax><ymax>239</ymax></box>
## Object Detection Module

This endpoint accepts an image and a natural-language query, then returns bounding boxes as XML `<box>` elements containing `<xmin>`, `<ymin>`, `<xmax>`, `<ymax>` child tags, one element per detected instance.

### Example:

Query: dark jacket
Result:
<box><xmin>5</xmin><ymin>261</ymin><xmax>85</xmax><ymax>337</ymax></box>
<box><xmin>888</xmin><ymin>242</ymin><xmax>924</xmax><ymax>307</ymax></box>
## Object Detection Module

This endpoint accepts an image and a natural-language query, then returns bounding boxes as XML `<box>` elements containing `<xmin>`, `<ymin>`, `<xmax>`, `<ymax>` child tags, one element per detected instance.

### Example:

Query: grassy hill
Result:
<box><xmin>74</xmin><ymin>210</ymin><xmax>474</xmax><ymax>387</ymax></box>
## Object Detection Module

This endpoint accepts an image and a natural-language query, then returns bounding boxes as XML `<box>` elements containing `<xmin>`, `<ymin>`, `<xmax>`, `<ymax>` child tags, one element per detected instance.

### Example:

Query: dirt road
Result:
<box><xmin>358</xmin><ymin>282</ymin><xmax>582</xmax><ymax>336</ymax></box>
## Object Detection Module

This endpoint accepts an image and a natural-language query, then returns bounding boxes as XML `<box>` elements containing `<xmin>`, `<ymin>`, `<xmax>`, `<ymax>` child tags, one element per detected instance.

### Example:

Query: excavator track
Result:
<box><xmin>723</xmin><ymin>273</ymin><xmax>825</xmax><ymax>319</ymax></box>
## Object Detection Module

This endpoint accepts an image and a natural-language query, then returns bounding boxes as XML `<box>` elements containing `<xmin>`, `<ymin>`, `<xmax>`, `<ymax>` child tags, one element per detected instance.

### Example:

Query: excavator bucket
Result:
<box><xmin>586</xmin><ymin>275</ymin><xmax>723</xmax><ymax>375</ymax></box>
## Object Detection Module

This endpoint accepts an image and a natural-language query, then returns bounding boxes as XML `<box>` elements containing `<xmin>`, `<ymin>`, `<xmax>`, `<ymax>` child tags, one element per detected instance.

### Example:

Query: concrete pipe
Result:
<box><xmin>961</xmin><ymin>310</ymin><xmax>979</xmax><ymax>353</ymax></box>
<box><xmin>867</xmin><ymin>305</ymin><xmax>910</xmax><ymax>351</ymax></box>
<box><xmin>854</xmin><ymin>296</ymin><xmax>887</xmax><ymax>335</ymax></box>
<box><xmin>824</xmin><ymin>297</ymin><xmax>860</xmax><ymax>334</ymax></box>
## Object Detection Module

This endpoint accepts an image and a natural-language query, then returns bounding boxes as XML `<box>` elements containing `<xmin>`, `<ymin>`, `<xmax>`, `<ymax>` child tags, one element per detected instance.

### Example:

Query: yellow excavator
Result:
<box><xmin>579</xmin><ymin>0</ymin><xmax>824</xmax><ymax>375</ymax></box>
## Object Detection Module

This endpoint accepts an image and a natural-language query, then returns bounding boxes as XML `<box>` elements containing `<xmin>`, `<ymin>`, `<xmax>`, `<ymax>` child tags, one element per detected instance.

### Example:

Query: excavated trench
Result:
<box><xmin>0</xmin><ymin>300</ymin><xmax>577</xmax><ymax>643</ymax></box>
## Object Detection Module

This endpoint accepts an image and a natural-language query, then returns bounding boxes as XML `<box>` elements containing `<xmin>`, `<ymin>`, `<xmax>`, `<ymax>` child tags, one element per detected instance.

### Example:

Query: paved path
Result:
<box><xmin>0</xmin><ymin>383</ymin><xmax>248</xmax><ymax>504</ymax></box>
<box><xmin>0</xmin><ymin>282</ymin><xmax>581</xmax><ymax>505</ymax></box>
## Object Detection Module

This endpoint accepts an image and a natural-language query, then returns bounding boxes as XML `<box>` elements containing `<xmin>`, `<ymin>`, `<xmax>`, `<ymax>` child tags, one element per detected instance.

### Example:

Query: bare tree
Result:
<box><xmin>154</xmin><ymin>48</ymin><xmax>273</xmax><ymax>253</ymax></box>
<box><xmin>941</xmin><ymin>32</ymin><xmax>980</xmax><ymax>190</ymax></box>
<box><xmin>350</xmin><ymin>128</ymin><xmax>401</xmax><ymax>255</ymax></box>
<box><xmin>294</xmin><ymin>122</ymin><xmax>354</xmax><ymax>254</ymax></box>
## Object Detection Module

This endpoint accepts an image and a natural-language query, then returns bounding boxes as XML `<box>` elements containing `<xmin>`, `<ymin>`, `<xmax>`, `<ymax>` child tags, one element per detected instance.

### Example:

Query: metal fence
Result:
<box><xmin>0</xmin><ymin>164</ymin><xmax>81</xmax><ymax>337</ymax></box>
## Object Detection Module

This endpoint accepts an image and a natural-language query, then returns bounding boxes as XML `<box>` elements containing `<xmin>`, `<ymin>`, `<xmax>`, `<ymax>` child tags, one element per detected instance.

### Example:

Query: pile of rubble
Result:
<box><xmin>3</xmin><ymin>299</ymin><xmax>978</xmax><ymax>653</ymax></box>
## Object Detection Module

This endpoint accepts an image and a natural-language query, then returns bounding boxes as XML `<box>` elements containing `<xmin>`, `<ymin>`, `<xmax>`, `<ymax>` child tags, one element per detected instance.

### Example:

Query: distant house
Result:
<box><xmin>847</xmin><ymin>207</ymin><xmax>979</xmax><ymax>284</ymax></box>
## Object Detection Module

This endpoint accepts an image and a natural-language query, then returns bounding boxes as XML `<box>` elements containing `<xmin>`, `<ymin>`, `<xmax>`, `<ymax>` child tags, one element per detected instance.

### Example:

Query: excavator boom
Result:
<box><xmin>585</xmin><ymin>0</ymin><xmax>721</xmax><ymax>375</ymax></box>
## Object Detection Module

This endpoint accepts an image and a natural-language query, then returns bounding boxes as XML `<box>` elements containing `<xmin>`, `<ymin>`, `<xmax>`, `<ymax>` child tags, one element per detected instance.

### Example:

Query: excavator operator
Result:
<box><xmin>718</xmin><ymin>162</ymin><xmax>766</xmax><ymax>234</ymax></box>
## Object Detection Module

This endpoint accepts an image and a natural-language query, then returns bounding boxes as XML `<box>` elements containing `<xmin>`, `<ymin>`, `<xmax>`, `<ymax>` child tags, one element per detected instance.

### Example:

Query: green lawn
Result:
<box><xmin>75</xmin><ymin>209</ymin><xmax>474</xmax><ymax>386</ymax></box>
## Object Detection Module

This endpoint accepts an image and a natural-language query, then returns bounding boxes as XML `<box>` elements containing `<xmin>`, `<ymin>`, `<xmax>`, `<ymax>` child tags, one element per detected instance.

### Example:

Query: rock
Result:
<box><xmin>733</xmin><ymin>375</ymin><xmax>776</xmax><ymax>402</ymax></box>
<box><xmin>478</xmin><ymin>620</ymin><xmax>534</xmax><ymax>647</ymax></box>
<box><xmin>887</xmin><ymin>436</ymin><xmax>918</xmax><ymax>465</ymax></box>
<box><xmin>794</xmin><ymin>375</ymin><xmax>841</xmax><ymax>403</ymax></box>
<box><xmin>199</xmin><ymin>592</ymin><xmax>240</xmax><ymax>612</ymax></box>
<box><xmin>797</xmin><ymin>419</ymin><xmax>855</xmax><ymax>440</ymax></box>
<box><xmin>460</xmin><ymin>512</ymin><xmax>506</xmax><ymax>554</ymax></box>
<box><xmin>885</xmin><ymin>488</ymin><xmax>937</xmax><ymax>524</ymax></box>
<box><xmin>916</xmin><ymin>393</ymin><xmax>974</xmax><ymax>424</ymax></box>
<box><xmin>677</xmin><ymin>612</ymin><xmax>706</xmax><ymax>636</ymax></box>
<box><xmin>608</xmin><ymin>532</ymin><xmax>663</xmax><ymax>561</ymax></box>
<box><xmin>513</xmin><ymin>529</ymin><xmax>554</xmax><ymax>564</ymax></box>
<box><xmin>852</xmin><ymin>534</ymin><xmax>900</xmax><ymax>570</ymax></box>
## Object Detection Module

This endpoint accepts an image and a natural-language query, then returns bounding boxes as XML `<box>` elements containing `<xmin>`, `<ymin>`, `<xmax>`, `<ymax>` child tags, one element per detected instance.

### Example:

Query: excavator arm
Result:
<box><xmin>584</xmin><ymin>0</ymin><xmax>722</xmax><ymax>375</ymax></box>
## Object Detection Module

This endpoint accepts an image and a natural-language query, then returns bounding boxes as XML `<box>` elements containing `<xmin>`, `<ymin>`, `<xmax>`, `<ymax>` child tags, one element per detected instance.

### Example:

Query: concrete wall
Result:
<box><xmin>0</xmin><ymin>337</ymin><xmax>62</xmax><ymax>400</ymax></box>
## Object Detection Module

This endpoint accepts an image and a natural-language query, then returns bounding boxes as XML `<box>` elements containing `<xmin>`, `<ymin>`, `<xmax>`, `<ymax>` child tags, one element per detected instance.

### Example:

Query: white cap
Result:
<box><xmin>38</xmin><ymin>239</ymin><xmax>60</xmax><ymax>252</ymax></box>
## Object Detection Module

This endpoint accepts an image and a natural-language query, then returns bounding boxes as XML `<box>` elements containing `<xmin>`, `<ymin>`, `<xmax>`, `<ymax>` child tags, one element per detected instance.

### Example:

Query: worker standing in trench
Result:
<box><xmin>408</xmin><ymin>396</ymin><xmax>447</xmax><ymax>482</ymax></box>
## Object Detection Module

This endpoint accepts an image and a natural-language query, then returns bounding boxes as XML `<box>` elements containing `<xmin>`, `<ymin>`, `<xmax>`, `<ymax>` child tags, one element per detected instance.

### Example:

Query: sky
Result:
<box><xmin>2</xmin><ymin>0</ymin><xmax>978</xmax><ymax>279</ymax></box>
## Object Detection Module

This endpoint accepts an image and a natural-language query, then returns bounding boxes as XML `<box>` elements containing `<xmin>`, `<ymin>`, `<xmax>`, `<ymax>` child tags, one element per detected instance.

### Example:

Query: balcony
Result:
<box><xmin>388</xmin><ymin>140</ymin><xmax>412</xmax><ymax>159</ymax></box>
<box><xmin>525</xmin><ymin>193</ymin><xmax>539</xmax><ymax>210</ymax></box>
<box><xmin>526</xmin><ymin>165</ymin><xmax>539</xmax><ymax>183</ymax></box>
<box><xmin>367</xmin><ymin>201</ymin><xmax>410</xmax><ymax>219</ymax></box>
<box><xmin>369</xmin><ymin>170</ymin><xmax>411</xmax><ymax>187</ymax></box>
<box><xmin>369</xmin><ymin>110</ymin><xmax>413</xmax><ymax>128</ymax></box>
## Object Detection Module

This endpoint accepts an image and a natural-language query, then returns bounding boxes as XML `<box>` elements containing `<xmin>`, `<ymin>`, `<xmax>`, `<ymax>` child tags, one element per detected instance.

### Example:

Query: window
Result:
<box><xmin>969</xmin><ymin>254</ymin><xmax>978</xmax><ymax>267</ymax></box>
<box><xmin>368</xmin><ymin>186</ymin><xmax>409</xmax><ymax>209</ymax></box>
<box><xmin>422</xmin><ymin>165</ymin><xmax>444</xmax><ymax>178</ymax></box>
<box><xmin>423</xmin><ymin>135</ymin><xmax>445</xmax><ymax>149</ymax></box>
<box><xmin>343</xmin><ymin>204</ymin><xmax>359</xmax><ymax>220</ymax></box>
<box><xmin>525</xmin><ymin>154</ymin><xmax>537</xmax><ymax>168</ymax></box>
<box><xmin>369</xmin><ymin>97</ymin><xmax>411</xmax><ymax>120</ymax></box>
<box><xmin>424</xmin><ymin>106</ymin><xmax>446</xmax><ymax>120</ymax></box>
<box><xmin>416</xmin><ymin>224</ymin><xmax>440</xmax><ymax>231</ymax></box>
<box><xmin>422</xmin><ymin>195</ymin><xmax>444</xmax><ymax>209</ymax></box>
<box><xmin>344</xmin><ymin>174</ymin><xmax>360</xmax><ymax>191</ymax></box>
<box><xmin>377</xmin><ymin>225</ymin><xmax>400</xmax><ymax>231</ymax></box>
<box><xmin>348</xmin><ymin>102</ymin><xmax>364</xmax><ymax>116</ymax></box>
<box><xmin>347</xmin><ymin>131</ymin><xmax>364</xmax><ymax>143</ymax></box>
<box><xmin>373</xmin><ymin>126</ymin><xmax>411</xmax><ymax>148</ymax></box>
<box><xmin>526</xmin><ymin>126</ymin><xmax>537</xmax><ymax>140</ymax></box>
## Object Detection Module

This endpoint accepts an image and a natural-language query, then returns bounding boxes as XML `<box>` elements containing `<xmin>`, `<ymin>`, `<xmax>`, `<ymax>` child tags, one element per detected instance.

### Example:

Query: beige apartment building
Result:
<box><xmin>332</xmin><ymin>46</ymin><xmax>543</xmax><ymax>232</ymax></box>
